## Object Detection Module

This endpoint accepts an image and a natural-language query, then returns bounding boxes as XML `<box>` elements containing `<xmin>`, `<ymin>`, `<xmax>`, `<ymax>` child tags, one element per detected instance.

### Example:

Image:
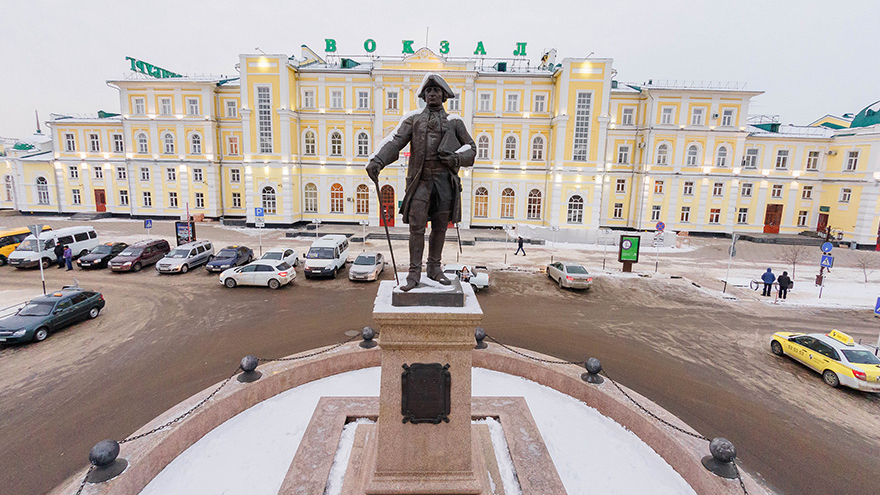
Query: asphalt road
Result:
<box><xmin>0</xmin><ymin>263</ymin><xmax>877</xmax><ymax>495</ymax></box>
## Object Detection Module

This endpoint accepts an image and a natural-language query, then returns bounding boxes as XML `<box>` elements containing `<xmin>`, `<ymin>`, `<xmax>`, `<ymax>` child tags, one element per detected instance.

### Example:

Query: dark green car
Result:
<box><xmin>0</xmin><ymin>289</ymin><xmax>105</xmax><ymax>344</ymax></box>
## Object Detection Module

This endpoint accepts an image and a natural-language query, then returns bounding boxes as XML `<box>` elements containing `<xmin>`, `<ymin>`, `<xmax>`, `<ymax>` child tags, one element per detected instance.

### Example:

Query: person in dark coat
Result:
<box><xmin>366</xmin><ymin>73</ymin><xmax>476</xmax><ymax>291</ymax></box>
<box><xmin>777</xmin><ymin>271</ymin><xmax>791</xmax><ymax>299</ymax></box>
<box><xmin>515</xmin><ymin>236</ymin><xmax>525</xmax><ymax>256</ymax></box>
<box><xmin>54</xmin><ymin>243</ymin><xmax>65</xmax><ymax>269</ymax></box>
<box><xmin>761</xmin><ymin>268</ymin><xmax>776</xmax><ymax>296</ymax></box>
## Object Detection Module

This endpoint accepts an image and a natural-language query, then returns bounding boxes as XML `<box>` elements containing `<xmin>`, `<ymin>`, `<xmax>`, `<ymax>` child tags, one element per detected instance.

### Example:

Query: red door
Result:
<box><xmin>763</xmin><ymin>204</ymin><xmax>783</xmax><ymax>234</ymax></box>
<box><xmin>817</xmin><ymin>213</ymin><xmax>828</xmax><ymax>233</ymax></box>
<box><xmin>380</xmin><ymin>185</ymin><xmax>395</xmax><ymax>227</ymax></box>
<box><xmin>94</xmin><ymin>189</ymin><xmax>106</xmax><ymax>212</ymax></box>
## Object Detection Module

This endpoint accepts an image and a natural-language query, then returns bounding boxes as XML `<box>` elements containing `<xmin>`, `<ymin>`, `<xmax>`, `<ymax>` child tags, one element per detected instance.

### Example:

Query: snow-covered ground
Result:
<box><xmin>140</xmin><ymin>368</ymin><xmax>696</xmax><ymax>495</ymax></box>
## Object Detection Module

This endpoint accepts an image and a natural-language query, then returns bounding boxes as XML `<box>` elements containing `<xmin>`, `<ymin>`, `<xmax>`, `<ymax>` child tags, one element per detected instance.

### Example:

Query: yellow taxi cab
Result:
<box><xmin>771</xmin><ymin>329</ymin><xmax>880</xmax><ymax>392</ymax></box>
<box><xmin>0</xmin><ymin>226</ymin><xmax>50</xmax><ymax>266</ymax></box>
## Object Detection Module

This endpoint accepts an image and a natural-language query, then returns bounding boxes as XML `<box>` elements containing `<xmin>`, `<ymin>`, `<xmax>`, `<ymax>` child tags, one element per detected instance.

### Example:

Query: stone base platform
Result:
<box><xmin>281</xmin><ymin>396</ymin><xmax>565</xmax><ymax>494</ymax></box>
<box><xmin>390</xmin><ymin>273</ymin><xmax>466</xmax><ymax>307</ymax></box>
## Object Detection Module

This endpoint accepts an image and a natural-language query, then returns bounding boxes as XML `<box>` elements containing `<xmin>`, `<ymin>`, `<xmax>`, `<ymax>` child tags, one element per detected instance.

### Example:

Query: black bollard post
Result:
<box><xmin>474</xmin><ymin>327</ymin><xmax>487</xmax><ymax>349</ymax></box>
<box><xmin>360</xmin><ymin>326</ymin><xmax>378</xmax><ymax>349</ymax></box>
<box><xmin>86</xmin><ymin>439</ymin><xmax>128</xmax><ymax>483</ymax></box>
<box><xmin>580</xmin><ymin>357</ymin><xmax>604</xmax><ymax>384</ymax></box>
<box><xmin>237</xmin><ymin>355</ymin><xmax>262</xmax><ymax>383</ymax></box>
<box><xmin>701</xmin><ymin>437</ymin><xmax>739</xmax><ymax>479</ymax></box>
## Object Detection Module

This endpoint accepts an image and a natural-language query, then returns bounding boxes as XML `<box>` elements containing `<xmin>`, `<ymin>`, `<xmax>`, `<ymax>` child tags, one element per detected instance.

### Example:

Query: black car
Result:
<box><xmin>77</xmin><ymin>242</ymin><xmax>128</xmax><ymax>269</ymax></box>
<box><xmin>206</xmin><ymin>245</ymin><xmax>254</xmax><ymax>273</ymax></box>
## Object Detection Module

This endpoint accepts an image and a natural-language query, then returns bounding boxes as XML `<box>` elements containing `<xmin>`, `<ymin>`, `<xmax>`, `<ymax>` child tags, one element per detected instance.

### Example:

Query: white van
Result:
<box><xmin>8</xmin><ymin>226</ymin><xmax>100</xmax><ymax>269</ymax></box>
<box><xmin>303</xmin><ymin>235</ymin><xmax>350</xmax><ymax>279</ymax></box>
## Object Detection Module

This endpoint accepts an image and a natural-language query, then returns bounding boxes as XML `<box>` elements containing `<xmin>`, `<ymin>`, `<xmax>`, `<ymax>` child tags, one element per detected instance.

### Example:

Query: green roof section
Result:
<box><xmin>819</xmin><ymin>122</ymin><xmax>847</xmax><ymax>129</ymax></box>
<box><xmin>97</xmin><ymin>110</ymin><xmax>120</xmax><ymax>118</ymax></box>
<box><xmin>850</xmin><ymin>100</ymin><xmax>880</xmax><ymax>128</ymax></box>
<box><xmin>13</xmin><ymin>142</ymin><xmax>35</xmax><ymax>151</ymax></box>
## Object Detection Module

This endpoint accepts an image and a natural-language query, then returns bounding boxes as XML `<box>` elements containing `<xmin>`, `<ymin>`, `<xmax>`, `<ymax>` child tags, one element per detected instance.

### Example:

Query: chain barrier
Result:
<box><xmin>484</xmin><ymin>335</ymin><xmax>585</xmax><ymax>365</ymax></box>
<box><xmin>257</xmin><ymin>334</ymin><xmax>360</xmax><ymax>362</ymax></box>
<box><xmin>485</xmin><ymin>333</ymin><xmax>748</xmax><ymax>495</ymax></box>
<box><xmin>73</xmin><ymin>465</ymin><xmax>94</xmax><ymax>495</ymax></box>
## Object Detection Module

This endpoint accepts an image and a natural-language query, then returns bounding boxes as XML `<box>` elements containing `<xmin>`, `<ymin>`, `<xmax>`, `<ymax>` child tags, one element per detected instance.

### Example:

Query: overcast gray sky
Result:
<box><xmin>2</xmin><ymin>0</ymin><xmax>878</xmax><ymax>139</ymax></box>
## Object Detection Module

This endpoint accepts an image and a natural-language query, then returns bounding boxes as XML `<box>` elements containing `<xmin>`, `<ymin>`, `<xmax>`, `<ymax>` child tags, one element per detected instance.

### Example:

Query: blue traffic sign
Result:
<box><xmin>875</xmin><ymin>298</ymin><xmax>880</xmax><ymax>316</ymax></box>
<box><xmin>656</xmin><ymin>221</ymin><xmax>666</xmax><ymax>232</ymax></box>
<box><xmin>254</xmin><ymin>207</ymin><xmax>264</xmax><ymax>217</ymax></box>
<box><xmin>820</xmin><ymin>254</ymin><xmax>834</xmax><ymax>268</ymax></box>
<box><xmin>821</xmin><ymin>242</ymin><xmax>833</xmax><ymax>253</ymax></box>
<box><xmin>144</xmin><ymin>219</ymin><xmax>152</xmax><ymax>229</ymax></box>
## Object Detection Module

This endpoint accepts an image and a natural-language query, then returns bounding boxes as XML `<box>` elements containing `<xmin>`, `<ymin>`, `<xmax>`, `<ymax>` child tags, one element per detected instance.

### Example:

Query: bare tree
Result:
<box><xmin>851</xmin><ymin>250</ymin><xmax>880</xmax><ymax>283</ymax></box>
<box><xmin>777</xmin><ymin>244</ymin><xmax>810</xmax><ymax>280</ymax></box>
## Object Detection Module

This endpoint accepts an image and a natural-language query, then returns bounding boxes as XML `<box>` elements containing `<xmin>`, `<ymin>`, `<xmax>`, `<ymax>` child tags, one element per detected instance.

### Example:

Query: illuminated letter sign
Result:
<box><xmin>325</xmin><ymin>39</ymin><xmax>337</xmax><ymax>53</ymax></box>
<box><xmin>439</xmin><ymin>40</ymin><xmax>450</xmax><ymax>54</ymax></box>
<box><xmin>402</xmin><ymin>40</ymin><xmax>415</xmax><ymax>54</ymax></box>
<box><xmin>473</xmin><ymin>41</ymin><xmax>487</xmax><ymax>55</ymax></box>
<box><xmin>125</xmin><ymin>56</ymin><xmax>182</xmax><ymax>79</ymax></box>
<box><xmin>364</xmin><ymin>39</ymin><xmax>377</xmax><ymax>53</ymax></box>
<box><xmin>513</xmin><ymin>42</ymin><xmax>527</xmax><ymax>56</ymax></box>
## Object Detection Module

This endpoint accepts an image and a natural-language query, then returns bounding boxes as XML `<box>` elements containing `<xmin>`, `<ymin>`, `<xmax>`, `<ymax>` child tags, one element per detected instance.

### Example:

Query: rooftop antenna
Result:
<box><xmin>35</xmin><ymin>110</ymin><xmax>41</xmax><ymax>134</ymax></box>
<box><xmin>254</xmin><ymin>47</ymin><xmax>266</xmax><ymax>55</ymax></box>
<box><xmin>425</xmin><ymin>27</ymin><xmax>429</xmax><ymax>48</ymax></box>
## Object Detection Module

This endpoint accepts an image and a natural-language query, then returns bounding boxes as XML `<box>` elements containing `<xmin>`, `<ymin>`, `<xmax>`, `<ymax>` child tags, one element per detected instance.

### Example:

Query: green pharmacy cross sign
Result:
<box><xmin>126</xmin><ymin>57</ymin><xmax>182</xmax><ymax>79</ymax></box>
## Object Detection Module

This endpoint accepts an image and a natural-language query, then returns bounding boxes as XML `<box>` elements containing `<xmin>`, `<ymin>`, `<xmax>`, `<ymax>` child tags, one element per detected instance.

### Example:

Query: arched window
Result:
<box><xmin>356</xmin><ymin>132</ymin><xmax>370</xmax><ymax>157</ymax></box>
<box><xmin>330</xmin><ymin>183</ymin><xmax>344</xmax><ymax>212</ymax></box>
<box><xmin>686</xmin><ymin>145</ymin><xmax>699</xmax><ymax>166</ymax></box>
<box><xmin>261</xmin><ymin>186</ymin><xmax>276</xmax><ymax>214</ymax></box>
<box><xmin>356</xmin><ymin>184</ymin><xmax>369</xmax><ymax>214</ymax></box>
<box><xmin>163</xmin><ymin>133</ymin><xmax>175</xmax><ymax>154</ymax></box>
<box><xmin>656</xmin><ymin>143</ymin><xmax>668</xmax><ymax>165</ymax></box>
<box><xmin>137</xmin><ymin>132</ymin><xmax>148</xmax><ymax>154</ymax></box>
<box><xmin>567</xmin><ymin>195</ymin><xmax>584</xmax><ymax>224</ymax></box>
<box><xmin>716</xmin><ymin>146</ymin><xmax>728</xmax><ymax>167</ymax></box>
<box><xmin>527</xmin><ymin>189</ymin><xmax>542</xmax><ymax>219</ymax></box>
<box><xmin>190</xmin><ymin>133</ymin><xmax>202</xmax><ymax>155</ymax></box>
<box><xmin>531</xmin><ymin>136</ymin><xmax>544</xmax><ymax>161</ymax></box>
<box><xmin>304</xmin><ymin>131</ymin><xmax>316</xmax><ymax>155</ymax></box>
<box><xmin>473</xmin><ymin>187</ymin><xmax>489</xmax><ymax>218</ymax></box>
<box><xmin>4</xmin><ymin>175</ymin><xmax>12</xmax><ymax>202</ymax></box>
<box><xmin>303</xmin><ymin>183</ymin><xmax>318</xmax><ymax>212</ymax></box>
<box><xmin>36</xmin><ymin>177</ymin><xmax>49</xmax><ymax>205</ymax></box>
<box><xmin>504</xmin><ymin>136</ymin><xmax>517</xmax><ymax>160</ymax></box>
<box><xmin>500</xmin><ymin>188</ymin><xmax>515</xmax><ymax>218</ymax></box>
<box><xmin>329</xmin><ymin>131</ymin><xmax>343</xmax><ymax>156</ymax></box>
<box><xmin>477</xmin><ymin>135</ymin><xmax>490</xmax><ymax>159</ymax></box>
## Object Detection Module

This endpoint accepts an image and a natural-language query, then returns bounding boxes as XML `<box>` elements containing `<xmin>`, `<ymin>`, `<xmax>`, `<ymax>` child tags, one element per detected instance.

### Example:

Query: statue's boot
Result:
<box><xmin>399</xmin><ymin>232</ymin><xmax>425</xmax><ymax>292</ymax></box>
<box><xmin>426</xmin><ymin>215</ymin><xmax>451</xmax><ymax>285</ymax></box>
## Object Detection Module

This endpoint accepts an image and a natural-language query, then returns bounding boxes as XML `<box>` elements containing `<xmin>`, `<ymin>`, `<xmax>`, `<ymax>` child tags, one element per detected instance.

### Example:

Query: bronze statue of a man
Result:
<box><xmin>366</xmin><ymin>74</ymin><xmax>476</xmax><ymax>291</ymax></box>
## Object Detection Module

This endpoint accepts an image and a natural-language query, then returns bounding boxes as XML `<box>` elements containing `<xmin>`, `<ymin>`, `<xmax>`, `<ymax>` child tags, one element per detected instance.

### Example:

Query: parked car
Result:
<box><xmin>0</xmin><ymin>225</ymin><xmax>50</xmax><ymax>266</ymax></box>
<box><xmin>303</xmin><ymin>235</ymin><xmax>350</xmax><ymax>279</ymax></box>
<box><xmin>109</xmin><ymin>239</ymin><xmax>171</xmax><ymax>272</ymax></box>
<box><xmin>260</xmin><ymin>248</ymin><xmax>300</xmax><ymax>267</ymax></box>
<box><xmin>771</xmin><ymin>329</ymin><xmax>880</xmax><ymax>392</ymax></box>
<box><xmin>8</xmin><ymin>226</ymin><xmax>99</xmax><ymax>269</ymax></box>
<box><xmin>77</xmin><ymin>242</ymin><xmax>128</xmax><ymax>269</ymax></box>
<box><xmin>0</xmin><ymin>288</ymin><xmax>105</xmax><ymax>344</ymax></box>
<box><xmin>206</xmin><ymin>245</ymin><xmax>253</xmax><ymax>273</ymax></box>
<box><xmin>443</xmin><ymin>263</ymin><xmax>489</xmax><ymax>291</ymax></box>
<box><xmin>157</xmin><ymin>240</ymin><xmax>214</xmax><ymax>274</ymax></box>
<box><xmin>349</xmin><ymin>252</ymin><xmax>385</xmax><ymax>281</ymax></box>
<box><xmin>546</xmin><ymin>262</ymin><xmax>593</xmax><ymax>290</ymax></box>
<box><xmin>220</xmin><ymin>260</ymin><xmax>295</xmax><ymax>289</ymax></box>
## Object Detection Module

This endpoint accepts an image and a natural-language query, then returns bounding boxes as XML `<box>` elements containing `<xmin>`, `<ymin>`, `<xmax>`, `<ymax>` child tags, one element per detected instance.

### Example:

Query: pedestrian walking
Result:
<box><xmin>514</xmin><ymin>236</ymin><xmax>526</xmax><ymax>256</ymax></box>
<box><xmin>63</xmin><ymin>245</ymin><xmax>73</xmax><ymax>271</ymax></box>
<box><xmin>54</xmin><ymin>243</ymin><xmax>65</xmax><ymax>269</ymax></box>
<box><xmin>777</xmin><ymin>271</ymin><xmax>791</xmax><ymax>300</ymax></box>
<box><xmin>761</xmin><ymin>268</ymin><xmax>775</xmax><ymax>296</ymax></box>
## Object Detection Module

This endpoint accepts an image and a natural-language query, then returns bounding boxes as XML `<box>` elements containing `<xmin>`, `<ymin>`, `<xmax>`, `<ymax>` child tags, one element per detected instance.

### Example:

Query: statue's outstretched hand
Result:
<box><xmin>366</xmin><ymin>161</ymin><xmax>382</xmax><ymax>183</ymax></box>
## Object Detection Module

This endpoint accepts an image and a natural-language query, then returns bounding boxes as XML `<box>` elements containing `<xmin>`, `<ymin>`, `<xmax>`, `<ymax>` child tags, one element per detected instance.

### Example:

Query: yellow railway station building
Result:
<box><xmin>3</xmin><ymin>45</ymin><xmax>880</xmax><ymax>246</ymax></box>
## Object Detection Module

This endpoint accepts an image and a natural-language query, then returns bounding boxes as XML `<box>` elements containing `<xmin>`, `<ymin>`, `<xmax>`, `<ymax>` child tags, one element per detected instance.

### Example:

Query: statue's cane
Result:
<box><xmin>372</xmin><ymin>178</ymin><xmax>399</xmax><ymax>285</ymax></box>
<box><xmin>455</xmin><ymin>223</ymin><xmax>463</xmax><ymax>254</ymax></box>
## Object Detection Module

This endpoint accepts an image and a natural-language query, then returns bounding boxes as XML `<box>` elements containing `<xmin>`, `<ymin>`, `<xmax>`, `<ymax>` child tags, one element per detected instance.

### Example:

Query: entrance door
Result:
<box><xmin>817</xmin><ymin>213</ymin><xmax>829</xmax><ymax>233</ymax></box>
<box><xmin>763</xmin><ymin>204</ymin><xmax>783</xmax><ymax>234</ymax></box>
<box><xmin>94</xmin><ymin>189</ymin><xmax>106</xmax><ymax>212</ymax></box>
<box><xmin>380</xmin><ymin>185</ymin><xmax>395</xmax><ymax>227</ymax></box>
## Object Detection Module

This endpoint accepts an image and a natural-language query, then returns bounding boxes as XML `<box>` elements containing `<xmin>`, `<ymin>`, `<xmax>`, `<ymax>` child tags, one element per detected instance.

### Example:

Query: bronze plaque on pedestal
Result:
<box><xmin>401</xmin><ymin>363</ymin><xmax>451</xmax><ymax>424</ymax></box>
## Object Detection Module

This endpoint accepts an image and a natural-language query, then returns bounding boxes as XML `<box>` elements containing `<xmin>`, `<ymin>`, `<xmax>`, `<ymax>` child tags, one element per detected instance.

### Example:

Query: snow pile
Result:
<box><xmin>140</xmin><ymin>367</ymin><xmax>695</xmax><ymax>495</ymax></box>
<box><xmin>473</xmin><ymin>417</ymin><xmax>522</xmax><ymax>495</ymax></box>
<box><xmin>324</xmin><ymin>418</ymin><xmax>374</xmax><ymax>495</ymax></box>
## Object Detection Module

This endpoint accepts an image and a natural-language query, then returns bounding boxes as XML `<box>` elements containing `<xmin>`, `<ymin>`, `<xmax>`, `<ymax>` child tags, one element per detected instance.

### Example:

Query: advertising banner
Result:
<box><xmin>618</xmin><ymin>235</ymin><xmax>641</xmax><ymax>263</ymax></box>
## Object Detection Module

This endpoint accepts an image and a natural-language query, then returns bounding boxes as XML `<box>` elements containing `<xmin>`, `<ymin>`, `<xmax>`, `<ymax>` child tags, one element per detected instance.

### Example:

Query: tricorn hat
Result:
<box><xmin>417</xmin><ymin>73</ymin><xmax>455</xmax><ymax>100</ymax></box>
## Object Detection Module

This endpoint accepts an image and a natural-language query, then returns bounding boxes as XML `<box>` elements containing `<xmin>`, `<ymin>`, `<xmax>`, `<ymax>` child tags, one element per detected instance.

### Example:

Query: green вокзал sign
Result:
<box><xmin>618</xmin><ymin>235</ymin><xmax>640</xmax><ymax>263</ymax></box>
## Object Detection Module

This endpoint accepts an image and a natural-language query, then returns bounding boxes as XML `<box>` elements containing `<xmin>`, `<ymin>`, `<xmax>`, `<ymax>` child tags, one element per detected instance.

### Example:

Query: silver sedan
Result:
<box><xmin>547</xmin><ymin>262</ymin><xmax>593</xmax><ymax>290</ymax></box>
<box><xmin>349</xmin><ymin>252</ymin><xmax>385</xmax><ymax>282</ymax></box>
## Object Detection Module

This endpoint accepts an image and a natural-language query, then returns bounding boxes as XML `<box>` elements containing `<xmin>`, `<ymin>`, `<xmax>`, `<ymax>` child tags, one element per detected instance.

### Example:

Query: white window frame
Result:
<box><xmin>661</xmin><ymin>107</ymin><xmax>674</xmax><ymax>125</ymax></box>
<box><xmin>686</xmin><ymin>145</ymin><xmax>700</xmax><ymax>166</ymax></box>
<box><xmin>533</xmin><ymin>93</ymin><xmax>546</xmax><ymax>113</ymax></box>
<box><xmin>195</xmin><ymin>192</ymin><xmax>205</xmax><ymax>209</ymax></box>
<box><xmin>527</xmin><ymin>189</ymin><xmax>542</xmax><ymax>220</ymax></box>
<box><xmin>116</xmin><ymin>166</ymin><xmax>127</xmax><ymax>180</ymax></box>
<box><xmin>531</xmin><ymin>135</ymin><xmax>544</xmax><ymax>161</ymax></box>
<box><xmin>775</xmin><ymin>150</ymin><xmax>789</xmax><ymax>170</ymax></box>
<box><xmin>230</xmin><ymin>168</ymin><xmax>241</xmax><ymax>183</ymax></box>
<box><xmin>386</xmin><ymin>90</ymin><xmax>398</xmax><ymax>110</ymax></box>
<box><xmin>169</xmin><ymin>191</ymin><xmax>178</xmax><ymax>207</ymax></box>
<box><xmin>166</xmin><ymin>167</ymin><xmax>176</xmax><ymax>182</ymax></box>
<box><xmin>330</xmin><ymin>89</ymin><xmax>343</xmax><ymax>109</ymax></box>
<box><xmin>473</xmin><ymin>187</ymin><xmax>489</xmax><ymax>218</ymax></box>
<box><xmin>303</xmin><ymin>183</ymin><xmax>318</xmax><ymax>213</ymax></box>
<box><xmin>262</xmin><ymin>186</ymin><xmax>277</xmax><ymax>214</ymax></box>
<box><xmin>683</xmin><ymin>181</ymin><xmax>694</xmax><ymax>196</ymax></box>
<box><xmin>139</xmin><ymin>167</ymin><xmax>150</xmax><ymax>181</ymax></box>
<box><xmin>137</xmin><ymin>132</ymin><xmax>148</xmax><ymax>154</ymax></box>
<box><xmin>654</xmin><ymin>180</ymin><xmax>664</xmax><ymax>195</ymax></box>
<box><xmin>226</xmin><ymin>136</ymin><xmax>239</xmax><ymax>156</ymax></box>
<box><xmin>142</xmin><ymin>191</ymin><xmax>152</xmax><ymax>207</ymax></box>
<box><xmin>477</xmin><ymin>135</ymin><xmax>490</xmax><ymax>159</ymax></box>
<box><xmin>716</xmin><ymin>146</ymin><xmax>729</xmax><ymax>167</ymax></box>
<box><xmin>506</xmin><ymin>93</ymin><xmax>519</xmax><ymax>113</ymax></box>
<box><xmin>713</xmin><ymin>182</ymin><xmax>724</xmax><ymax>197</ymax></box>
<box><xmin>89</xmin><ymin>133</ymin><xmax>100</xmax><ymax>152</ymax></box>
<box><xmin>118</xmin><ymin>189</ymin><xmax>129</xmax><ymax>206</ymax></box>
<box><xmin>840</xmin><ymin>188</ymin><xmax>852</xmax><ymax>203</ymax></box>
<box><xmin>256</xmin><ymin>86</ymin><xmax>273</xmax><ymax>153</ymax></box>
<box><xmin>691</xmin><ymin>108</ymin><xmax>705</xmax><ymax>126</ymax></box>
<box><xmin>329</xmin><ymin>131</ymin><xmax>343</xmax><ymax>156</ymax></box>
<box><xmin>651</xmin><ymin>205</ymin><xmax>661</xmax><ymax>221</ymax></box>
<box><xmin>721</xmin><ymin>108</ymin><xmax>735</xmax><ymax>126</ymax></box>
<box><xmin>479</xmin><ymin>92</ymin><xmax>492</xmax><ymax>112</ymax></box>
<box><xmin>566</xmin><ymin>195</ymin><xmax>584</xmax><ymax>224</ymax></box>
<box><xmin>500</xmin><ymin>188</ymin><xmax>516</xmax><ymax>218</ymax></box>
<box><xmin>356</xmin><ymin>132</ymin><xmax>370</xmax><ymax>157</ymax></box>
<box><xmin>357</xmin><ymin>90</ymin><xmax>370</xmax><ymax>109</ymax></box>
<box><xmin>159</xmin><ymin>97</ymin><xmax>172</xmax><ymax>115</ymax></box>
<box><xmin>94</xmin><ymin>166</ymin><xmax>103</xmax><ymax>180</ymax></box>
<box><xmin>802</xmin><ymin>185</ymin><xmax>813</xmax><ymax>199</ymax></box>
<box><xmin>621</xmin><ymin>107</ymin><xmax>634</xmax><ymax>125</ymax></box>
<box><xmin>709</xmin><ymin>208</ymin><xmax>721</xmax><ymax>224</ymax></box>
<box><xmin>303</xmin><ymin>130</ymin><xmax>316</xmax><ymax>156</ymax></box>
<box><xmin>330</xmin><ymin>183</ymin><xmax>344</xmax><ymax>213</ymax></box>
<box><xmin>187</xmin><ymin>98</ymin><xmax>200</xmax><ymax>116</ymax></box>
<box><xmin>797</xmin><ymin>210</ymin><xmax>809</xmax><ymax>227</ymax></box>
<box><xmin>68</xmin><ymin>165</ymin><xmax>79</xmax><ymax>179</ymax></box>
<box><xmin>743</xmin><ymin>148</ymin><xmax>759</xmax><ymax>169</ymax></box>
<box><xmin>72</xmin><ymin>188</ymin><xmax>81</xmax><ymax>205</ymax></box>
<box><xmin>225</xmin><ymin>100</ymin><xmax>238</xmax><ymax>117</ymax></box>
<box><xmin>771</xmin><ymin>184</ymin><xmax>783</xmax><ymax>199</ymax></box>
<box><xmin>741</xmin><ymin>182</ymin><xmax>753</xmax><ymax>197</ymax></box>
<box><xmin>64</xmin><ymin>133</ymin><xmax>76</xmax><ymax>151</ymax></box>
<box><xmin>504</xmin><ymin>135</ymin><xmax>517</xmax><ymax>160</ymax></box>
<box><xmin>190</xmin><ymin>133</ymin><xmax>202</xmax><ymax>155</ymax></box>
<box><xmin>680</xmin><ymin>206</ymin><xmax>691</xmax><ymax>223</ymax></box>
<box><xmin>447</xmin><ymin>93</ymin><xmax>461</xmax><ymax>112</ymax></box>
<box><xmin>356</xmin><ymin>184</ymin><xmax>370</xmax><ymax>214</ymax></box>
<box><xmin>617</xmin><ymin>145</ymin><xmax>630</xmax><ymax>164</ymax></box>
<box><xmin>738</xmin><ymin>208</ymin><xmax>749</xmax><ymax>224</ymax></box>
<box><xmin>806</xmin><ymin>151</ymin><xmax>820</xmax><ymax>171</ymax></box>
<box><xmin>133</xmin><ymin>97</ymin><xmax>146</xmax><ymax>115</ymax></box>
<box><xmin>231</xmin><ymin>192</ymin><xmax>241</xmax><ymax>208</ymax></box>
<box><xmin>615</xmin><ymin>179</ymin><xmax>626</xmax><ymax>193</ymax></box>
<box><xmin>656</xmin><ymin>143</ymin><xmax>668</xmax><ymax>165</ymax></box>
<box><xmin>162</xmin><ymin>133</ymin><xmax>175</xmax><ymax>154</ymax></box>
<box><xmin>613</xmin><ymin>202</ymin><xmax>623</xmax><ymax>220</ymax></box>
<box><xmin>36</xmin><ymin>177</ymin><xmax>50</xmax><ymax>205</ymax></box>
<box><xmin>846</xmin><ymin>151</ymin><xmax>859</xmax><ymax>171</ymax></box>
<box><xmin>572</xmin><ymin>91</ymin><xmax>592</xmax><ymax>162</ymax></box>
<box><xmin>192</xmin><ymin>168</ymin><xmax>203</xmax><ymax>182</ymax></box>
<box><xmin>112</xmin><ymin>134</ymin><xmax>124</xmax><ymax>153</ymax></box>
